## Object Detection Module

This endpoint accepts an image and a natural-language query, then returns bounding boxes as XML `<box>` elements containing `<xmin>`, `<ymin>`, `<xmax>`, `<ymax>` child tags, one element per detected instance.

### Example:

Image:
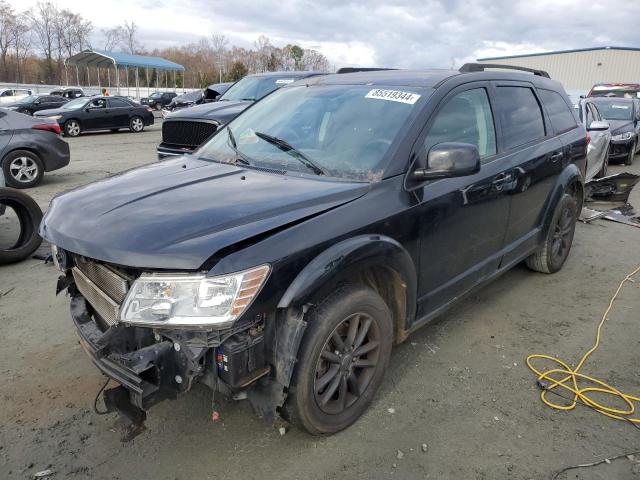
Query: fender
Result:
<box><xmin>277</xmin><ymin>234</ymin><xmax>417</xmax><ymax>326</ymax></box>
<box><xmin>539</xmin><ymin>162</ymin><xmax>584</xmax><ymax>239</ymax></box>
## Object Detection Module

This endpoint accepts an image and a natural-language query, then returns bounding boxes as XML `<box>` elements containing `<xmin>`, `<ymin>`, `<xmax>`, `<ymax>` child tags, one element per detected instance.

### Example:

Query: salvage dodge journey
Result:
<box><xmin>42</xmin><ymin>64</ymin><xmax>587</xmax><ymax>436</ymax></box>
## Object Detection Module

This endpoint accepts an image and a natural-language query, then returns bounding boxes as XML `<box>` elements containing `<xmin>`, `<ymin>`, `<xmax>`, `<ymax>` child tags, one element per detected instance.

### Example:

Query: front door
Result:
<box><xmin>83</xmin><ymin>98</ymin><xmax>111</xmax><ymax>129</ymax></box>
<box><xmin>414</xmin><ymin>83</ymin><xmax>514</xmax><ymax>319</ymax></box>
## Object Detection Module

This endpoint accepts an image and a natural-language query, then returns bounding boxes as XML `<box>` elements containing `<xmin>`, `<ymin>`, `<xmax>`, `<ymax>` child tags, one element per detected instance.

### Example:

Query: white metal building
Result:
<box><xmin>477</xmin><ymin>46</ymin><xmax>640</xmax><ymax>93</ymax></box>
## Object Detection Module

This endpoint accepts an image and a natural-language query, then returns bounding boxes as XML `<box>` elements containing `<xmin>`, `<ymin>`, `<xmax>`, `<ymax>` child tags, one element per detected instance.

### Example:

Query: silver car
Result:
<box><xmin>574</xmin><ymin>98</ymin><xmax>611</xmax><ymax>180</ymax></box>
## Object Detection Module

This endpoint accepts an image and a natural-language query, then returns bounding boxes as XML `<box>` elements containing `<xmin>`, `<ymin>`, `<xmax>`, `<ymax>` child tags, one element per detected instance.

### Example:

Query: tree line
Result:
<box><xmin>0</xmin><ymin>1</ymin><xmax>330</xmax><ymax>88</ymax></box>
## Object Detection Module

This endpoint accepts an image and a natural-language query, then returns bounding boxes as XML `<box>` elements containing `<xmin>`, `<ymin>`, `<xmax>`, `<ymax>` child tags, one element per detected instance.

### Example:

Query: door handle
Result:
<box><xmin>550</xmin><ymin>152</ymin><xmax>563</xmax><ymax>162</ymax></box>
<box><xmin>492</xmin><ymin>172</ymin><xmax>511</xmax><ymax>185</ymax></box>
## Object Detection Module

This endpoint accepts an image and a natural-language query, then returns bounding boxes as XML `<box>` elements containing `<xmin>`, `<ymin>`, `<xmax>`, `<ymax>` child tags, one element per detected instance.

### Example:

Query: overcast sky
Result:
<box><xmin>8</xmin><ymin>0</ymin><xmax>640</xmax><ymax>69</ymax></box>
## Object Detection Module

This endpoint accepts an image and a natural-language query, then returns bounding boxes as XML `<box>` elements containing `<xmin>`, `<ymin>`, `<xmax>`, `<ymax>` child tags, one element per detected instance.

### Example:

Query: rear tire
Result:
<box><xmin>64</xmin><ymin>119</ymin><xmax>81</xmax><ymax>137</ymax></box>
<box><xmin>2</xmin><ymin>150</ymin><xmax>44</xmax><ymax>189</ymax></box>
<box><xmin>129</xmin><ymin>116</ymin><xmax>144</xmax><ymax>133</ymax></box>
<box><xmin>0</xmin><ymin>188</ymin><xmax>43</xmax><ymax>264</ymax></box>
<box><xmin>525</xmin><ymin>193</ymin><xmax>577</xmax><ymax>274</ymax></box>
<box><xmin>284</xmin><ymin>285</ymin><xmax>393</xmax><ymax>435</ymax></box>
<box><xmin>624</xmin><ymin>141</ymin><xmax>635</xmax><ymax>166</ymax></box>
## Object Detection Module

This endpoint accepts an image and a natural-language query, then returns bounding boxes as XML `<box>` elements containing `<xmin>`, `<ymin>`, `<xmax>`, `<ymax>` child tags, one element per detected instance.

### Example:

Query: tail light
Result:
<box><xmin>586</xmin><ymin>132</ymin><xmax>591</xmax><ymax>145</ymax></box>
<box><xmin>32</xmin><ymin>123</ymin><xmax>62</xmax><ymax>135</ymax></box>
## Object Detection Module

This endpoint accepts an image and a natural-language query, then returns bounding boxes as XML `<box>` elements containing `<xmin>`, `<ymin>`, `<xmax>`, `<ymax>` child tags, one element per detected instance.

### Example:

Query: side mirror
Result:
<box><xmin>413</xmin><ymin>142</ymin><xmax>481</xmax><ymax>181</ymax></box>
<box><xmin>587</xmin><ymin>120</ymin><xmax>609</xmax><ymax>131</ymax></box>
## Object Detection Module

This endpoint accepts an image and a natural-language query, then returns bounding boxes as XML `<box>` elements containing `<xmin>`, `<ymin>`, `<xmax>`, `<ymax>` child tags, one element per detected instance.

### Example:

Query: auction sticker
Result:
<box><xmin>365</xmin><ymin>89</ymin><xmax>421</xmax><ymax>104</ymax></box>
<box><xmin>275</xmin><ymin>79</ymin><xmax>295</xmax><ymax>84</ymax></box>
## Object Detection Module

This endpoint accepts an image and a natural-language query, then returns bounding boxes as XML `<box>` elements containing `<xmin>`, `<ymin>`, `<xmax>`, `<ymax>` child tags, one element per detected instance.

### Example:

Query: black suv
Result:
<box><xmin>42</xmin><ymin>65</ymin><xmax>586</xmax><ymax>436</ymax></box>
<box><xmin>140</xmin><ymin>91</ymin><xmax>178</xmax><ymax>111</ymax></box>
<box><xmin>157</xmin><ymin>71</ymin><xmax>324</xmax><ymax>158</ymax></box>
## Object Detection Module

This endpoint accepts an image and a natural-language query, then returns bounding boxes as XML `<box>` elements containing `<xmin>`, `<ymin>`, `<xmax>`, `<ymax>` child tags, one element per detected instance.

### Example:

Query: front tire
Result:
<box><xmin>129</xmin><ymin>116</ymin><xmax>144</xmax><ymax>133</ymax></box>
<box><xmin>285</xmin><ymin>285</ymin><xmax>393</xmax><ymax>435</ymax></box>
<box><xmin>2</xmin><ymin>150</ymin><xmax>44</xmax><ymax>189</ymax></box>
<box><xmin>624</xmin><ymin>141</ymin><xmax>636</xmax><ymax>166</ymax></box>
<box><xmin>64</xmin><ymin>119</ymin><xmax>81</xmax><ymax>137</ymax></box>
<box><xmin>525</xmin><ymin>193</ymin><xmax>577</xmax><ymax>274</ymax></box>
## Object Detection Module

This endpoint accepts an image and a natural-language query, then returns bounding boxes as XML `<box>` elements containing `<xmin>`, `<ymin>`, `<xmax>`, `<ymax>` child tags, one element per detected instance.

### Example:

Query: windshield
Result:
<box><xmin>62</xmin><ymin>98</ymin><xmax>88</xmax><ymax>110</ymax></box>
<box><xmin>219</xmin><ymin>75</ymin><xmax>301</xmax><ymax>102</ymax></box>
<box><xmin>594</xmin><ymin>101</ymin><xmax>634</xmax><ymax>121</ymax></box>
<box><xmin>150</xmin><ymin>92</ymin><xmax>163</xmax><ymax>98</ymax></box>
<box><xmin>197</xmin><ymin>84</ymin><xmax>429</xmax><ymax>181</ymax></box>
<box><xmin>20</xmin><ymin>95</ymin><xmax>38</xmax><ymax>103</ymax></box>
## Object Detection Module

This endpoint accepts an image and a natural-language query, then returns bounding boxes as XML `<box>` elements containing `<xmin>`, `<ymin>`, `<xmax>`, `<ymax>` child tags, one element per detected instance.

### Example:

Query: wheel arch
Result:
<box><xmin>540</xmin><ymin>163</ymin><xmax>583</xmax><ymax>237</ymax></box>
<box><xmin>277</xmin><ymin>234</ymin><xmax>417</xmax><ymax>344</ymax></box>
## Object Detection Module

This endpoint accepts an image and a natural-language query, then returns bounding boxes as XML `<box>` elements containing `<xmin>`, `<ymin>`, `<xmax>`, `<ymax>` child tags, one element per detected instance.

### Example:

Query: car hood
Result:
<box><xmin>607</xmin><ymin>120</ymin><xmax>634</xmax><ymax>136</ymax></box>
<box><xmin>4</xmin><ymin>101</ymin><xmax>28</xmax><ymax>108</ymax></box>
<box><xmin>40</xmin><ymin>157</ymin><xmax>369</xmax><ymax>270</ymax></box>
<box><xmin>34</xmin><ymin>107</ymin><xmax>69</xmax><ymax>117</ymax></box>
<box><xmin>166</xmin><ymin>100</ymin><xmax>251</xmax><ymax>124</ymax></box>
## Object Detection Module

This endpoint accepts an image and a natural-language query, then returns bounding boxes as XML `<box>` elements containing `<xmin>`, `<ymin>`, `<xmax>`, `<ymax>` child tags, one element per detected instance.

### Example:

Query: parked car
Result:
<box><xmin>4</xmin><ymin>94</ymin><xmax>69</xmax><ymax>116</ymax></box>
<box><xmin>0</xmin><ymin>88</ymin><xmax>33</xmax><ymax>105</ymax></box>
<box><xmin>41</xmin><ymin>64</ymin><xmax>587</xmax><ymax>436</ymax></box>
<box><xmin>0</xmin><ymin>108</ymin><xmax>70</xmax><ymax>188</ymax></box>
<box><xmin>157</xmin><ymin>71</ymin><xmax>324</xmax><ymax>158</ymax></box>
<box><xmin>574</xmin><ymin>98</ymin><xmax>611</xmax><ymax>180</ymax></box>
<box><xmin>590</xmin><ymin>97</ymin><xmax>640</xmax><ymax>165</ymax></box>
<box><xmin>34</xmin><ymin>96</ymin><xmax>154</xmax><ymax>137</ymax></box>
<box><xmin>162</xmin><ymin>83</ymin><xmax>233</xmax><ymax>118</ymax></box>
<box><xmin>0</xmin><ymin>169</ymin><xmax>44</xmax><ymax>264</ymax></box>
<box><xmin>588</xmin><ymin>83</ymin><xmax>640</xmax><ymax>98</ymax></box>
<box><xmin>139</xmin><ymin>91</ymin><xmax>178</xmax><ymax>111</ymax></box>
<box><xmin>50</xmin><ymin>87</ymin><xmax>85</xmax><ymax>99</ymax></box>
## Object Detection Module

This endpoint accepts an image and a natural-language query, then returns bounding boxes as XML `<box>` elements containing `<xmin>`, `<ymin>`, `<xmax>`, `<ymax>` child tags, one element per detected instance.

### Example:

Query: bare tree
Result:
<box><xmin>119</xmin><ymin>20</ymin><xmax>141</xmax><ymax>54</ymax></box>
<box><xmin>101</xmin><ymin>26</ymin><xmax>120</xmax><ymax>51</ymax></box>
<box><xmin>0</xmin><ymin>0</ymin><xmax>15</xmax><ymax>73</ymax></box>
<box><xmin>28</xmin><ymin>1</ymin><xmax>58</xmax><ymax>82</ymax></box>
<box><xmin>11</xmin><ymin>17</ymin><xmax>31</xmax><ymax>83</ymax></box>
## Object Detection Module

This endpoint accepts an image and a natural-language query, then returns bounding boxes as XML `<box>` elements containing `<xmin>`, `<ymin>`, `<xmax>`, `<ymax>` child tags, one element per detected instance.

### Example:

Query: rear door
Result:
<box><xmin>415</xmin><ymin>83</ymin><xmax>514</xmax><ymax>317</ymax></box>
<box><xmin>495</xmin><ymin>83</ymin><xmax>566</xmax><ymax>265</ymax></box>
<box><xmin>107</xmin><ymin>98</ymin><xmax>132</xmax><ymax>127</ymax></box>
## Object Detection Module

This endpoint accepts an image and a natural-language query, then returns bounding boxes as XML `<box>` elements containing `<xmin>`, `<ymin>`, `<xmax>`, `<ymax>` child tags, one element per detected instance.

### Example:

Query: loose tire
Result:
<box><xmin>64</xmin><ymin>119</ymin><xmax>81</xmax><ymax>137</ymax></box>
<box><xmin>129</xmin><ymin>116</ymin><xmax>144</xmax><ymax>133</ymax></box>
<box><xmin>0</xmin><ymin>187</ymin><xmax>43</xmax><ymax>264</ymax></box>
<box><xmin>2</xmin><ymin>150</ymin><xmax>44</xmax><ymax>189</ymax></box>
<box><xmin>285</xmin><ymin>285</ymin><xmax>393</xmax><ymax>435</ymax></box>
<box><xmin>525</xmin><ymin>193</ymin><xmax>577</xmax><ymax>274</ymax></box>
<box><xmin>624</xmin><ymin>141</ymin><xmax>636</xmax><ymax>166</ymax></box>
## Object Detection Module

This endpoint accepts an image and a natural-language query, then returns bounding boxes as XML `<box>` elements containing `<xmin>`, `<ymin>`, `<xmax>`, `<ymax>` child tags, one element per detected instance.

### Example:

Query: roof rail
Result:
<box><xmin>336</xmin><ymin>67</ymin><xmax>397</xmax><ymax>74</ymax></box>
<box><xmin>459</xmin><ymin>63</ymin><xmax>550</xmax><ymax>78</ymax></box>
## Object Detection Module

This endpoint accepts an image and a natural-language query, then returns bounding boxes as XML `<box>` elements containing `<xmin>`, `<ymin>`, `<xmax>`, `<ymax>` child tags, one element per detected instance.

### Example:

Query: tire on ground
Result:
<box><xmin>0</xmin><ymin>187</ymin><xmax>43</xmax><ymax>264</ymax></box>
<box><xmin>284</xmin><ymin>284</ymin><xmax>393</xmax><ymax>435</ymax></box>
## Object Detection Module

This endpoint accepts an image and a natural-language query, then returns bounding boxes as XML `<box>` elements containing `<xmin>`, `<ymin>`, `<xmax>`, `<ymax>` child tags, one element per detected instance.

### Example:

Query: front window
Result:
<box><xmin>595</xmin><ymin>100</ymin><xmax>634</xmax><ymax>120</ymax></box>
<box><xmin>219</xmin><ymin>75</ymin><xmax>301</xmax><ymax>102</ymax></box>
<box><xmin>197</xmin><ymin>84</ymin><xmax>430</xmax><ymax>181</ymax></box>
<box><xmin>62</xmin><ymin>98</ymin><xmax>89</xmax><ymax>110</ymax></box>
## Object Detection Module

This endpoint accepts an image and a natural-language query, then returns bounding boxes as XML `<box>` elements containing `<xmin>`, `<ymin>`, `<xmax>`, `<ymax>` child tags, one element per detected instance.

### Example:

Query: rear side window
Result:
<box><xmin>494</xmin><ymin>86</ymin><xmax>545</xmax><ymax>150</ymax></box>
<box><xmin>539</xmin><ymin>89</ymin><xmax>577</xmax><ymax>134</ymax></box>
<box><xmin>424</xmin><ymin>88</ymin><xmax>497</xmax><ymax>160</ymax></box>
<box><xmin>109</xmin><ymin>98</ymin><xmax>130</xmax><ymax>108</ymax></box>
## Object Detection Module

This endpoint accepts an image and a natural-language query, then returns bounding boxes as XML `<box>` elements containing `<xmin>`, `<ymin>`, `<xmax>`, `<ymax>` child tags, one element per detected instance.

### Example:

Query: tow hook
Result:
<box><xmin>103</xmin><ymin>386</ymin><xmax>147</xmax><ymax>441</ymax></box>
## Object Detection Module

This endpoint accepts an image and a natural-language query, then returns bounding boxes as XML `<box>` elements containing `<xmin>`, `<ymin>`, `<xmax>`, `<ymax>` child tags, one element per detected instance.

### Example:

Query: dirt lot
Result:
<box><xmin>1</xmin><ymin>124</ymin><xmax>639</xmax><ymax>479</ymax></box>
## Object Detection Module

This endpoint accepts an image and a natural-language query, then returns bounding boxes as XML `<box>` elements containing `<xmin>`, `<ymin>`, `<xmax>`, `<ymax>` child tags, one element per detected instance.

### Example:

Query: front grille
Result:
<box><xmin>75</xmin><ymin>256</ymin><xmax>130</xmax><ymax>303</ymax></box>
<box><xmin>162</xmin><ymin>120</ymin><xmax>218</xmax><ymax>148</ymax></box>
<box><xmin>73</xmin><ymin>267</ymin><xmax>120</xmax><ymax>326</ymax></box>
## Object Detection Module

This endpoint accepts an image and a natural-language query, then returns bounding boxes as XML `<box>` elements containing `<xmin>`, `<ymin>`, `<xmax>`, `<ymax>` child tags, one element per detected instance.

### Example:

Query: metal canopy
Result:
<box><xmin>66</xmin><ymin>49</ymin><xmax>184</xmax><ymax>71</ymax></box>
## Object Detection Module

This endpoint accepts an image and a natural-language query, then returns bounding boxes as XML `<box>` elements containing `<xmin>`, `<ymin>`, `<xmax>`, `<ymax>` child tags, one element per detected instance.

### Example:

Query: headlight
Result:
<box><xmin>612</xmin><ymin>132</ymin><xmax>633</xmax><ymax>141</ymax></box>
<box><xmin>120</xmin><ymin>265</ymin><xmax>270</xmax><ymax>329</ymax></box>
<box><xmin>48</xmin><ymin>115</ymin><xmax>62</xmax><ymax>120</ymax></box>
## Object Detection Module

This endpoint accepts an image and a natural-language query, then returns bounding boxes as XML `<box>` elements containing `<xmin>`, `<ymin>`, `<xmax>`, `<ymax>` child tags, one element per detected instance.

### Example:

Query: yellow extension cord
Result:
<box><xmin>526</xmin><ymin>265</ymin><xmax>640</xmax><ymax>425</ymax></box>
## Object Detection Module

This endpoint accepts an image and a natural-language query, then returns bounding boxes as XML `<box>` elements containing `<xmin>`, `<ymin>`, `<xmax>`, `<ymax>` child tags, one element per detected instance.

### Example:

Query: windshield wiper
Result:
<box><xmin>226</xmin><ymin>127</ymin><xmax>251</xmax><ymax>166</ymax></box>
<box><xmin>254</xmin><ymin>131</ymin><xmax>327</xmax><ymax>176</ymax></box>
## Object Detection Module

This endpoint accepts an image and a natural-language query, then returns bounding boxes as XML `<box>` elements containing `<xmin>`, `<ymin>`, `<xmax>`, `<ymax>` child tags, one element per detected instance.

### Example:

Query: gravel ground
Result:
<box><xmin>1</xmin><ymin>123</ymin><xmax>639</xmax><ymax>480</ymax></box>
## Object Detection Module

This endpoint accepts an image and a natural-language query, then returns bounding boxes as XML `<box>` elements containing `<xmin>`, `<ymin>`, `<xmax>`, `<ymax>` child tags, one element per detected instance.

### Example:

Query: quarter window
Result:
<box><xmin>494</xmin><ymin>86</ymin><xmax>545</xmax><ymax>150</ymax></box>
<box><xmin>423</xmin><ymin>88</ymin><xmax>497</xmax><ymax>161</ymax></box>
<box><xmin>539</xmin><ymin>89</ymin><xmax>577</xmax><ymax>134</ymax></box>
